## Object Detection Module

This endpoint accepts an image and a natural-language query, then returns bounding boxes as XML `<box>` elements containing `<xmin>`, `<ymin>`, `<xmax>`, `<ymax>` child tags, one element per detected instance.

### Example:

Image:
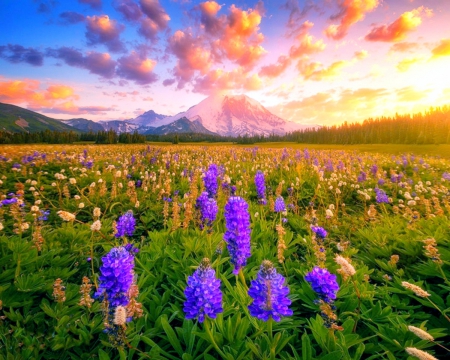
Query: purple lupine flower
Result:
<box><xmin>254</xmin><ymin>170</ymin><xmax>267</xmax><ymax>205</ymax></box>
<box><xmin>248</xmin><ymin>260</ymin><xmax>293</xmax><ymax>322</ymax></box>
<box><xmin>224</xmin><ymin>196</ymin><xmax>251</xmax><ymax>275</ymax></box>
<box><xmin>183</xmin><ymin>258</ymin><xmax>223</xmax><ymax>323</ymax></box>
<box><xmin>442</xmin><ymin>172</ymin><xmax>450</xmax><ymax>181</ymax></box>
<box><xmin>196</xmin><ymin>192</ymin><xmax>218</xmax><ymax>229</ymax></box>
<box><xmin>95</xmin><ymin>246</ymin><xmax>136</xmax><ymax>307</ymax></box>
<box><xmin>378</xmin><ymin>178</ymin><xmax>385</xmax><ymax>186</ymax></box>
<box><xmin>357</xmin><ymin>171</ymin><xmax>367</xmax><ymax>182</ymax></box>
<box><xmin>38</xmin><ymin>210</ymin><xmax>50</xmax><ymax>221</ymax></box>
<box><xmin>305</xmin><ymin>267</ymin><xmax>339</xmax><ymax>303</ymax></box>
<box><xmin>203</xmin><ymin>164</ymin><xmax>219</xmax><ymax>198</ymax></box>
<box><xmin>375</xmin><ymin>188</ymin><xmax>389</xmax><ymax>203</ymax></box>
<box><xmin>311</xmin><ymin>226</ymin><xmax>327</xmax><ymax>239</ymax></box>
<box><xmin>371</xmin><ymin>165</ymin><xmax>378</xmax><ymax>176</ymax></box>
<box><xmin>115</xmin><ymin>210</ymin><xmax>136</xmax><ymax>238</ymax></box>
<box><xmin>274</xmin><ymin>196</ymin><xmax>286</xmax><ymax>213</ymax></box>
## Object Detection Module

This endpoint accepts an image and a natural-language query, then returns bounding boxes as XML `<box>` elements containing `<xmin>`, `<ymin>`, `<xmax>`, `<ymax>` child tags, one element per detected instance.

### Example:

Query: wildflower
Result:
<box><xmin>223</xmin><ymin>196</ymin><xmax>251</xmax><ymax>275</ymax></box>
<box><xmin>113</xmin><ymin>306</ymin><xmax>127</xmax><ymax>326</ymax></box>
<box><xmin>95</xmin><ymin>246</ymin><xmax>136</xmax><ymax>307</ymax></box>
<box><xmin>423</xmin><ymin>238</ymin><xmax>442</xmax><ymax>264</ymax></box>
<box><xmin>183</xmin><ymin>258</ymin><xmax>223</xmax><ymax>323</ymax></box>
<box><xmin>53</xmin><ymin>278</ymin><xmax>66</xmax><ymax>303</ymax></box>
<box><xmin>305</xmin><ymin>267</ymin><xmax>339</xmax><ymax>303</ymax></box>
<box><xmin>375</xmin><ymin>188</ymin><xmax>389</xmax><ymax>203</ymax></box>
<box><xmin>274</xmin><ymin>196</ymin><xmax>286</xmax><ymax>213</ymax></box>
<box><xmin>335</xmin><ymin>255</ymin><xmax>356</xmax><ymax>280</ymax></box>
<box><xmin>248</xmin><ymin>260</ymin><xmax>293</xmax><ymax>322</ymax></box>
<box><xmin>401</xmin><ymin>281</ymin><xmax>431</xmax><ymax>298</ymax></box>
<box><xmin>0</xmin><ymin>222</ymin><xmax>3</xmax><ymax>231</ymax></box>
<box><xmin>79</xmin><ymin>276</ymin><xmax>94</xmax><ymax>308</ymax></box>
<box><xmin>91</xmin><ymin>220</ymin><xmax>102</xmax><ymax>232</ymax></box>
<box><xmin>203</xmin><ymin>164</ymin><xmax>219</xmax><ymax>198</ymax></box>
<box><xmin>405</xmin><ymin>348</ymin><xmax>438</xmax><ymax>360</ymax></box>
<box><xmin>196</xmin><ymin>192</ymin><xmax>218</xmax><ymax>229</ymax></box>
<box><xmin>408</xmin><ymin>326</ymin><xmax>434</xmax><ymax>341</ymax></box>
<box><xmin>389</xmin><ymin>254</ymin><xmax>399</xmax><ymax>266</ymax></box>
<box><xmin>57</xmin><ymin>210</ymin><xmax>76</xmax><ymax>221</ymax></box>
<box><xmin>93</xmin><ymin>207</ymin><xmax>101</xmax><ymax>217</ymax></box>
<box><xmin>115</xmin><ymin>211</ymin><xmax>136</xmax><ymax>238</ymax></box>
<box><xmin>254</xmin><ymin>170</ymin><xmax>267</xmax><ymax>204</ymax></box>
<box><xmin>311</xmin><ymin>226</ymin><xmax>327</xmax><ymax>239</ymax></box>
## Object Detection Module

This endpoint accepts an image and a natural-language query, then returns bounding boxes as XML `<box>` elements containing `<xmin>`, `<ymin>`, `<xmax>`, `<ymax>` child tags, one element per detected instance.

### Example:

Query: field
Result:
<box><xmin>0</xmin><ymin>143</ymin><xmax>449</xmax><ymax>360</ymax></box>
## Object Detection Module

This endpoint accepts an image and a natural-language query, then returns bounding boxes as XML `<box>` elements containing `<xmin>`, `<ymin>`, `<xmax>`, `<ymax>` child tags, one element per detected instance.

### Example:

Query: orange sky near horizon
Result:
<box><xmin>0</xmin><ymin>0</ymin><xmax>449</xmax><ymax>126</ymax></box>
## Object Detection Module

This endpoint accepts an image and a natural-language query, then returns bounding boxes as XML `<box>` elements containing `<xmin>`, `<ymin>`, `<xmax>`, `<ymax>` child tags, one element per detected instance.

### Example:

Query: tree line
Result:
<box><xmin>0</xmin><ymin>105</ymin><xmax>448</xmax><ymax>145</ymax></box>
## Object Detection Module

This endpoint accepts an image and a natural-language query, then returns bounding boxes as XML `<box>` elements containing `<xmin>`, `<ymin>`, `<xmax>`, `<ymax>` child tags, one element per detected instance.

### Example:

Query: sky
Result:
<box><xmin>0</xmin><ymin>0</ymin><xmax>449</xmax><ymax>126</ymax></box>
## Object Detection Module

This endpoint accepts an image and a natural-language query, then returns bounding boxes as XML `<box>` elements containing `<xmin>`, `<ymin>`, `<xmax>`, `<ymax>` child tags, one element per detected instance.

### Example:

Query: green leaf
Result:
<box><xmin>161</xmin><ymin>314</ymin><xmax>184</xmax><ymax>356</ymax></box>
<box><xmin>302</xmin><ymin>332</ymin><xmax>313</xmax><ymax>360</ymax></box>
<box><xmin>98</xmin><ymin>349</ymin><xmax>111</xmax><ymax>360</ymax></box>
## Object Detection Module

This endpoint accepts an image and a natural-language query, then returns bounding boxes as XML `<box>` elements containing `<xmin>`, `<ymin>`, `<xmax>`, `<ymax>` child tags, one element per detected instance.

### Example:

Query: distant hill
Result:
<box><xmin>0</xmin><ymin>102</ymin><xmax>77</xmax><ymax>133</ymax></box>
<box><xmin>62</xmin><ymin>118</ymin><xmax>104</xmax><ymax>132</ymax></box>
<box><xmin>143</xmin><ymin>117</ymin><xmax>217</xmax><ymax>135</ymax></box>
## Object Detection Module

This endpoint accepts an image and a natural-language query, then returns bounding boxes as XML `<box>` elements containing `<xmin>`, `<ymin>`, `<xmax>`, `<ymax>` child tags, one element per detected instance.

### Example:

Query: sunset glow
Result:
<box><xmin>0</xmin><ymin>0</ymin><xmax>449</xmax><ymax>125</ymax></box>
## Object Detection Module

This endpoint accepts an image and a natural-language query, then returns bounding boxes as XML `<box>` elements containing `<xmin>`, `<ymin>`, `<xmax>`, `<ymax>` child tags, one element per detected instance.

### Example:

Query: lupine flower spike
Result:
<box><xmin>183</xmin><ymin>258</ymin><xmax>223</xmax><ymax>323</ymax></box>
<box><xmin>248</xmin><ymin>260</ymin><xmax>293</xmax><ymax>321</ymax></box>
<box><xmin>223</xmin><ymin>196</ymin><xmax>251</xmax><ymax>275</ymax></box>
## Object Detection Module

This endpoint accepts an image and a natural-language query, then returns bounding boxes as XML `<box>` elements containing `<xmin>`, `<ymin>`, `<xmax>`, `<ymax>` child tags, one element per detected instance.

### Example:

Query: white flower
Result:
<box><xmin>69</xmin><ymin>178</ymin><xmax>77</xmax><ymax>185</ymax></box>
<box><xmin>90</xmin><ymin>220</ymin><xmax>102</xmax><ymax>231</ymax></box>
<box><xmin>93</xmin><ymin>207</ymin><xmax>101</xmax><ymax>217</ymax></box>
<box><xmin>78</xmin><ymin>203</ymin><xmax>85</xmax><ymax>209</ymax></box>
<box><xmin>0</xmin><ymin>222</ymin><xmax>3</xmax><ymax>231</ymax></box>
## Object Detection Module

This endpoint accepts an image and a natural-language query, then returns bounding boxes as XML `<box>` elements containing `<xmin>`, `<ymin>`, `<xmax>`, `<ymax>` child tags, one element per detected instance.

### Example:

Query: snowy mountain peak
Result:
<box><xmin>135</xmin><ymin>94</ymin><xmax>305</xmax><ymax>137</ymax></box>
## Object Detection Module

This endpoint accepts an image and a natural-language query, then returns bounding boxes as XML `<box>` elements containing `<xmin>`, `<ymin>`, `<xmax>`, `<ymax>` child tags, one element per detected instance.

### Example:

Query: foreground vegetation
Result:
<box><xmin>0</xmin><ymin>143</ymin><xmax>449</xmax><ymax>359</ymax></box>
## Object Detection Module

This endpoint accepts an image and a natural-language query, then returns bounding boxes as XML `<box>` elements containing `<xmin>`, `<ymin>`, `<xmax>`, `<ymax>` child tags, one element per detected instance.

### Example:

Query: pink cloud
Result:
<box><xmin>116</xmin><ymin>51</ymin><xmax>158</xmax><ymax>84</ymax></box>
<box><xmin>85</xmin><ymin>15</ymin><xmax>125</xmax><ymax>52</ymax></box>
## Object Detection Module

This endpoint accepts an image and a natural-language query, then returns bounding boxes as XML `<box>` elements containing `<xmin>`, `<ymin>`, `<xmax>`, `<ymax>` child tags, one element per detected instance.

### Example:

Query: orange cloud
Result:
<box><xmin>354</xmin><ymin>50</ymin><xmax>368</xmax><ymax>60</ymax></box>
<box><xmin>85</xmin><ymin>15</ymin><xmax>125</xmax><ymax>52</ymax></box>
<box><xmin>0</xmin><ymin>80</ymin><xmax>78</xmax><ymax>109</ymax></box>
<box><xmin>199</xmin><ymin>1</ymin><xmax>221</xmax><ymax>16</ymax></box>
<box><xmin>365</xmin><ymin>6</ymin><xmax>432</xmax><ymax>42</ymax></box>
<box><xmin>289</xmin><ymin>21</ymin><xmax>326</xmax><ymax>58</ymax></box>
<box><xmin>259</xmin><ymin>55</ymin><xmax>292</xmax><ymax>78</ymax></box>
<box><xmin>389</xmin><ymin>42</ymin><xmax>420</xmax><ymax>53</ymax></box>
<box><xmin>396</xmin><ymin>57</ymin><xmax>423</xmax><ymax>72</ymax></box>
<box><xmin>116</xmin><ymin>51</ymin><xmax>158</xmax><ymax>84</ymax></box>
<box><xmin>431</xmin><ymin>38</ymin><xmax>450</xmax><ymax>59</ymax></box>
<box><xmin>217</xmin><ymin>4</ymin><xmax>266</xmax><ymax>68</ymax></box>
<box><xmin>325</xmin><ymin>0</ymin><xmax>379</xmax><ymax>40</ymax></box>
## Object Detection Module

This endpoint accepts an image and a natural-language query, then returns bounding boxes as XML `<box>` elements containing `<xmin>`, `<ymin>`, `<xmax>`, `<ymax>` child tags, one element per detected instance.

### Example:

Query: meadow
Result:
<box><xmin>0</xmin><ymin>143</ymin><xmax>449</xmax><ymax>360</ymax></box>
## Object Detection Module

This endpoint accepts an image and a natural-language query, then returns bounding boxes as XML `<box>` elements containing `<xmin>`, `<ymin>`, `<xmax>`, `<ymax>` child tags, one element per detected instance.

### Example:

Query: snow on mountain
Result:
<box><xmin>99</xmin><ymin>120</ymin><xmax>139</xmax><ymax>133</ymax></box>
<box><xmin>130</xmin><ymin>110</ymin><xmax>168</xmax><ymax>127</ymax></box>
<box><xmin>136</xmin><ymin>94</ymin><xmax>307</xmax><ymax>137</ymax></box>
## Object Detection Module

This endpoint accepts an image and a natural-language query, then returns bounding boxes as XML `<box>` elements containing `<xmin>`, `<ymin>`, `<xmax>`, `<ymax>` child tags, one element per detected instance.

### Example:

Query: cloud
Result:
<box><xmin>47</xmin><ymin>47</ymin><xmax>116</xmax><ymax>78</ymax></box>
<box><xmin>396</xmin><ymin>86</ymin><xmax>428</xmax><ymax>102</ymax></box>
<box><xmin>354</xmin><ymin>50</ymin><xmax>368</xmax><ymax>60</ymax></box>
<box><xmin>389</xmin><ymin>42</ymin><xmax>420</xmax><ymax>53</ymax></box>
<box><xmin>259</xmin><ymin>55</ymin><xmax>292</xmax><ymax>78</ymax></box>
<box><xmin>0</xmin><ymin>79</ymin><xmax>79</xmax><ymax>110</ymax></box>
<box><xmin>396</xmin><ymin>57</ymin><xmax>423</xmax><ymax>72</ymax></box>
<box><xmin>289</xmin><ymin>21</ymin><xmax>326</xmax><ymax>58</ymax></box>
<box><xmin>36</xmin><ymin>1</ymin><xmax>58</xmax><ymax>13</ymax></box>
<box><xmin>431</xmin><ymin>38</ymin><xmax>450</xmax><ymax>59</ymax></box>
<box><xmin>78</xmin><ymin>0</ymin><xmax>102</xmax><ymax>10</ymax></box>
<box><xmin>325</xmin><ymin>0</ymin><xmax>379</xmax><ymax>40</ymax></box>
<box><xmin>281</xmin><ymin>0</ymin><xmax>323</xmax><ymax>37</ymax></box>
<box><xmin>59</xmin><ymin>11</ymin><xmax>85</xmax><ymax>25</ymax></box>
<box><xmin>85</xmin><ymin>15</ymin><xmax>125</xmax><ymax>52</ymax></box>
<box><xmin>162</xmin><ymin>78</ymin><xmax>176</xmax><ymax>86</ymax></box>
<box><xmin>167</xmin><ymin>30</ymin><xmax>213</xmax><ymax>88</ymax></box>
<box><xmin>198</xmin><ymin>1</ymin><xmax>223</xmax><ymax>35</ymax></box>
<box><xmin>365</xmin><ymin>6</ymin><xmax>432</xmax><ymax>42</ymax></box>
<box><xmin>192</xmin><ymin>67</ymin><xmax>263</xmax><ymax>94</ymax></box>
<box><xmin>139</xmin><ymin>0</ymin><xmax>170</xmax><ymax>37</ymax></box>
<box><xmin>0</xmin><ymin>44</ymin><xmax>44</xmax><ymax>66</ymax></box>
<box><xmin>38</xmin><ymin>102</ymin><xmax>113</xmax><ymax>115</ymax></box>
<box><xmin>114</xmin><ymin>0</ymin><xmax>143</xmax><ymax>22</ymax></box>
<box><xmin>116</xmin><ymin>51</ymin><xmax>158</xmax><ymax>84</ymax></box>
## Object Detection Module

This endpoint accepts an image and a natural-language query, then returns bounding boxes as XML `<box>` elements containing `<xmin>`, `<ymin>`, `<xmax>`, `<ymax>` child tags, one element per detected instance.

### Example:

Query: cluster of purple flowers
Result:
<box><xmin>442</xmin><ymin>172</ymin><xmax>450</xmax><ymax>181</ymax></box>
<box><xmin>115</xmin><ymin>211</ymin><xmax>136</xmax><ymax>238</ymax></box>
<box><xmin>357</xmin><ymin>171</ymin><xmax>367</xmax><ymax>183</ymax></box>
<box><xmin>375</xmin><ymin>188</ymin><xmax>389</xmax><ymax>203</ymax></box>
<box><xmin>183</xmin><ymin>258</ymin><xmax>223</xmax><ymax>323</ymax></box>
<box><xmin>274</xmin><ymin>196</ymin><xmax>286</xmax><ymax>213</ymax></box>
<box><xmin>311</xmin><ymin>226</ymin><xmax>327</xmax><ymax>239</ymax></box>
<box><xmin>203</xmin><ymin>164</ymin><xmax>219</xmax><ymax>198</ymax></box>
<box><xmin>305</xmin><ymin>267</ymin><xmax>339</xmax><ymax>303</ymax></box>
<box><xmin>95</xmin><ymin>244</ymin><xmax>138</xmax><ymax>307</ymax></box>
<box><xmin>248</xmin><ymin>260</ymin><xmax>293</xmax><ymax>322</ymax></box>
<box><xmin>38</xmin><ymin>210</ymin><xmax>50</xmax><ymax>221</ymax></box>
<box><xmin>224</xmin><ymin>196</ymin><xmax>251</xmax><ymax>275</ymax></box>
<box><xmin>254</xmin><ymin>170</ymin><xmax>267</xmax><ymax>205</ymax></box>
<box><xmin>196</xmin><ymin>192</ymin><xmax>218</xmax><ymax>230</ymax></box>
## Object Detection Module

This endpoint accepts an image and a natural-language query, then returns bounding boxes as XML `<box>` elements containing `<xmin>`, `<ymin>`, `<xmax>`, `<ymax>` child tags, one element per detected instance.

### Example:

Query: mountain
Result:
<box><xmin>130</xmin><ymin>109</ymin><xmax>167</xmax><ymax>127</ymax></box>
<box><xmin>0</xmin><ymin>102</ymin><xmax>77</xmax><ymax>133</ymax></box>
<box><xmin>98</xmin><ymin>120</ymin><xmax>139</xmax><ymax>133</ymax></box>
<box><xmin>62</xmin><ymin>118</ymin><xmax>104</xmax><ymax>132</ymax></box>
<box><xmin>143</xmin><ymin>117</ymin><xmax>217</xmax><ymax>135</ymax></box>
<box><xmin>134</xmin><ymin>94</ymin><xmax>307</xmax><ymax>137</ymax></box>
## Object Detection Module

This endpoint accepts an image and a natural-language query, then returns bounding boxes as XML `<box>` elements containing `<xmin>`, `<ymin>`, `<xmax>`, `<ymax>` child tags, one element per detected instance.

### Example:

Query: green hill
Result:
<box><xmin>0</xmin><ymin>102</ymin><xmax>77</xmax><ymax>133</ymax></box>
